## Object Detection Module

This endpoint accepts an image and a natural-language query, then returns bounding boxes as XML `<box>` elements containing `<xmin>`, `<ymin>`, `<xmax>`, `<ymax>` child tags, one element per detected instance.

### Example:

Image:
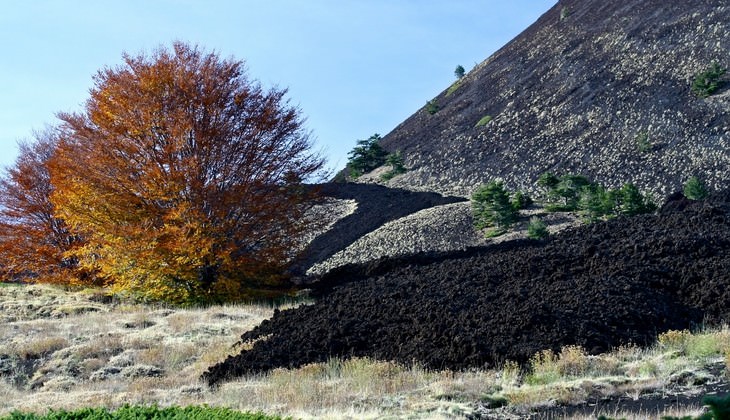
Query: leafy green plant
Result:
<box><xmin>472</xmin><ymin>181</ymin><xmax>518</xmax><ymax>236</ymax></box>
<box><xmin>702</xmin><ymin>394</ymin><xmax>730</xmax><ymax>419</ymax></box>
<box><xmin>684</xmin><ymin>176</ymin><xmax>709</xmax><ymax>200</ymax></box>
<box><xmin>346</xmin><ymin>134</ymin><xmax>388</xmax><ymax>178</ymax></box>
<box><xmin>527</xmin><ymin>216</ymin><xmax>548</xmax><ymax>239</ymax></box>
<box><xmin>1</xmin><ymin>405</ymin><xmax>287</xmax><ymax>420</ymax></box>
<box><xmin>578</xmin><ymin>183</ymin><xmax>614</xmax><ymax>221</ymax></box>
<box><xmin>537</xmin><ymin>172</ymin><xmax>560</xmax><ymax>195</ymax></box>
<box><xmin>475</xmin><ymin>115</ymin><xmax>493</xmax><ymax>127</ymax></box>
<box><xmin>539</xmin><ymin>172</ymin><xmax>655</xmax><ymax>220</ymax></box>
<box><xmin>692</xmin><ymin>62</ymin><xmax>726</xmax><ymax>98</ymax></box>
<box><xmin>425</xmin><ymin>100</ymin><xmax>440</xmax><ymax>115</ymax></box>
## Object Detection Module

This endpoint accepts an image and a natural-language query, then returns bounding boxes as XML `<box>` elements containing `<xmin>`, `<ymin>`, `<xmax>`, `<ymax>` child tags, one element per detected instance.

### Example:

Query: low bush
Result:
<box><xmin>511</xmin><ymin>191</ymin><xmax>533</xmax><ymax>210</ymax></box>
<box><xmin>691</xmin><ymin>62</ymin><xmax>726</xmax><ymax>98</ymax></box>
<box><xmin>635</xmin><ymin>131</ymin><xmax>652</xmax><ymax>153</ymax></box>
<box><xmin>684</xmin><ymin>176</ymin><xmax>709</xmax><ymax>200</ymax></box>
<box><xmin>560</xmin><ymin>7</ymin><xmax>570</xmax><ymax>21</ymax></box>
<box><xmin>380</xmin><ymin>151</ymin><xmax>407</xmax><ymax>181</ymax></box>
<box><xmin>1</xmin><ymin>405</ymin><xmax>287</xmax><ymax>420</ymax></box>
<box><xmin>425</xmin><ymin>100</ymin><xmax>439</xmax><ymax>115</ymax></box>
<box><xmin>662</xmin><ymin>393</ymin><xmax>730</xmax><ymax>419</ymax></box>
<box><xmin>527</xmin><ymin>216</ymin><xmax>548</xmax><ymax>239</ymax></box>
<box><xmin>446</xmin><ymin>80</ymin><xmax>462</xmax><ymax>96</ymax></box>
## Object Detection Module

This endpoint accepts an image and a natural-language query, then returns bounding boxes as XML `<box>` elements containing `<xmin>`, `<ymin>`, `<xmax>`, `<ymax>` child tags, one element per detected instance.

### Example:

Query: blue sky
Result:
<box><xmin>0</xmin><ymin>1</ymin><xmax>555</xmax><ymax>173</ymax></box>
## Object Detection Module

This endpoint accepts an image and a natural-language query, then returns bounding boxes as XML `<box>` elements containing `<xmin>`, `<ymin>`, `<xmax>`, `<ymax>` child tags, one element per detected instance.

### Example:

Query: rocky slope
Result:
<box><xmin>376</xmin><ymin>0</ymin><xmax>729</xmax><ymax>198</ymax></box>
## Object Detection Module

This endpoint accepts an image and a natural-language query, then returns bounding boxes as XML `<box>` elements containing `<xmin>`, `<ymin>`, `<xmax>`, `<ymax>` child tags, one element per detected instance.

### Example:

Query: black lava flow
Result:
<box><xmin>204</xmin><ymin>190</ymin><xmax>730</xmax><ymax>385</ymax></box>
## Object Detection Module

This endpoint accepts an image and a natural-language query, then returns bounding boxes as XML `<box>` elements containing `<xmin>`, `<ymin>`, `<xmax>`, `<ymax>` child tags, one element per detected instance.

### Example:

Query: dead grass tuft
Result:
<box><xmin>10</xmin><ymin>336</ymin><xmax>69</xmax><ymax>360</ymax></box>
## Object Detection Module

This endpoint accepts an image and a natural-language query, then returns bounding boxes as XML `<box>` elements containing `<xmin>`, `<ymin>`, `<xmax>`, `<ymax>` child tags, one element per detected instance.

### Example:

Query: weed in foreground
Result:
<box><xmin>0</xmin><ymin>405</ymin><xmax>287</xmax><ymax>420</ymax></box>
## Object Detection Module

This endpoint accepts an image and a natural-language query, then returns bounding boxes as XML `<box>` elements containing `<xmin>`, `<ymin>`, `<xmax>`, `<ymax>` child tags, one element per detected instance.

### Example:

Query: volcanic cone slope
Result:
<box><xmin>204</xmin><ymin>191</ymin><xmax>730</xmax><ymax>385</ymax></box>
<box><xmin>378</xmin><ymin>0</ymin><xmax>730</xmax><ymax>198</ymax></box>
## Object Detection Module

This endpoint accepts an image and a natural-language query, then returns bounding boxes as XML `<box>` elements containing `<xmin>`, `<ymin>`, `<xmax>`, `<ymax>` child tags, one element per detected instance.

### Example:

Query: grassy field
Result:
<box><xmin>0</xmin><ymin>283</ymin><xmax>726</xmax><ymax>419</ymax></box>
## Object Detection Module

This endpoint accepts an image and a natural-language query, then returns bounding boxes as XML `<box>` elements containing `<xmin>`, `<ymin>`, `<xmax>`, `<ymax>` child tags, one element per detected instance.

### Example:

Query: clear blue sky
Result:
<box><xmin>0</xmin><ymin>1</ymin><xmax>555</xmax><ymax>173</ymax></box>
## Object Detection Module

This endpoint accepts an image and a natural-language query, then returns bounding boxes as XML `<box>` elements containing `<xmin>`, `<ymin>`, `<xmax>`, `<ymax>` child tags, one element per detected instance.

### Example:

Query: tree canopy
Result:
<box><xmin>346</xmin><ymin>134</ymin><xmax>388</xmax><ymax>178</ymax></box>
<box><xmin>0</xmin><ymin>129</ymin><xmax>81</xmax><ymax>284</ymax></box>
<box><xmin>42</xmin><ymin>42</ymin><xmax>324</xmax><ymax>303</ymax></box>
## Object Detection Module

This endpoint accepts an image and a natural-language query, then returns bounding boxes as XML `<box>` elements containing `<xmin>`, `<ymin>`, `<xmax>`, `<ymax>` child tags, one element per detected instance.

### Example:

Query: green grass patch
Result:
<box><xmin>1</xmin><ymin>405</ymin><xmax>288</xmax><ymax>420</ymax></box>
<box><xmin>0</xmin><ymin>282</ymin><xmax>21</xmax><ymax>288</ymax></box>
<box><xmin>446</xmin><ymin>79</ymin><xmax>462</xmax><ymax>96</ymax></box>
<box><xmin>475</xmin><ymin>115</ymin><xmax>492</xmax><ymax>127</ymax></box>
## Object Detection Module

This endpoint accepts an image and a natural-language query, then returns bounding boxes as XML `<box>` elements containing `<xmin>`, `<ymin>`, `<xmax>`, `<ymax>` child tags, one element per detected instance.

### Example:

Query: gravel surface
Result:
<box><xmin>293</xmin><ymin>182</ymin><xmax>464</xmax><ymax>276</ymax></box>
<box><xmin>307</xmin><ymin>201</ymin><xmax>482</xmax><ymax>275</ymax></box>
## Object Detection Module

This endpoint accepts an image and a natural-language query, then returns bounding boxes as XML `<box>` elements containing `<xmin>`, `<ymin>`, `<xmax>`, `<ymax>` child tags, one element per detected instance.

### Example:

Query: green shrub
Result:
<box><xmin>425</xmin><ymin>100</ymin><xmax>439</xmax><ymax>115</ymax></box>
<box><xmin>578</xmin><ymin>184</ymin><xmax>614</xmax><ymax>221</ymax></box>
<box><xmin>1</xmin><ymin>405</ymin><xmax>287</xmax><ymax>420</ymax></box>
<box><xmin>472</xmin><ymin>181</ymin><xmax>518</xmax><ymax>236</ymax></box>
<box><xmin>684</xmin><ymin>176</ymin><xmax>708</xmax><ymax>200</ymax></box>
<box><xmin>702</xmin><ymin>394</ymin><xmax>730</xmax><ymax>420</ymax></box>
<box><xmin>380</xmin><ymin>151</ymin><xmax>407</xmax><ymax>181</ymax></box>
<box><xmin>542</xmin><ymin>174</ymin><xmax>591</xmax><ymax>211</ymax></box>
<box><xmin>537</xmin><ymin>172</ymin><xmax>560</xmax><ymax>194</ymax></box>
<box><xmin>475</xmin><ymin>115</ymin><xmax>493</xmax><ymax>127</ymax></box>
<box><xmin>527</xmin><ymin>216</ymin><xmax>548</xmax><ymax>239</ymax></box>
<box><xmin>539</xmin><ymin>172</ymin><xmax>655</xmax><ymax>220</ymax></box>
<box><xmin>511</xmin><ymin>191</ymin><xmax>533</xmax><ymax>210</ymax></box>
<box><xmin>635</xmin><ymin>131</ymin><xmax>652</xmax><ymax>154</ymax></box>
<box><xmin>692</xmin><ymin>62</ymin><xmax>726</xmax><ymax>98</ymax></box>
<box><xmin>617</xmin><ymin>183</ymin><xmax>657</xmax><ymax>216</ymax></box>
<box><xmin>346</xmin><ymin>134</ymin><xmax>388</xmax><ymax>178</ymax></box>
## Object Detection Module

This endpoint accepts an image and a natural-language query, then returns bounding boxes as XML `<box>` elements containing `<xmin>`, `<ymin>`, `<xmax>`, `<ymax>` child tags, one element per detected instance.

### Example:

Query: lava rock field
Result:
<box><xmin>205</xmin><ymin>191</ymin><xmax>730</xmax><ymax>385</ymax></box>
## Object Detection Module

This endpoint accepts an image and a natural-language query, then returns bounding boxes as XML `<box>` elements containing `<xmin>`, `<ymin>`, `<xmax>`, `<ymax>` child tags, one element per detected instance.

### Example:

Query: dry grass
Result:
<box><xmin>0</xmin><ymin>283</ymin><xmax>727</xmax><ymax>419</ymax></box>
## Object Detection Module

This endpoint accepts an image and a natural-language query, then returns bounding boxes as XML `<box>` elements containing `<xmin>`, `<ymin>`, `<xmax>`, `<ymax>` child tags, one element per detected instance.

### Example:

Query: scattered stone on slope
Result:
<box><xmin>204</xmin><ymin>191</ymin><xmax>730</xmax><ymax>385</ymax></box>
<box><xmin>307</xmin><ymin>202</ymin><xmax>481</xmax><ymax>275</ymax></box>
<box><xmin>377</xmin><ymin>0</ymin><xmax>730</xmax><ymax>198</ymax></box>
<box><xmin>307</xmin><ymin>201</ymin><xmax>582</xmax><ymax>275</ymax></box>
<box><xmin>293</xmin><ymin>182</ymin><xmax>465</xmax><ymax>276</ymax></box>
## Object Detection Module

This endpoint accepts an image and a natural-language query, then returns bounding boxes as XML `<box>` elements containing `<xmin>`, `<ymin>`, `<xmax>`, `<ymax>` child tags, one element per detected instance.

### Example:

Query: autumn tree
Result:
<box><xmin>0</xmin><ymin>129</ymin><xmax>81</xmax><ymax>284</ymax></box>
<box><xmin>49</xmin><ymin>42</ymin><xmax>325</xmax><ymax>303</ymax></box>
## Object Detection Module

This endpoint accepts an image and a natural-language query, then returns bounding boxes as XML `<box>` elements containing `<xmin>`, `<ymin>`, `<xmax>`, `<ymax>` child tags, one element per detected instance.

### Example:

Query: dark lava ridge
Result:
<box><xmin>205</xmin><ymin>191</ymin><xmax>730</xmax><ymax>385</ymax></box>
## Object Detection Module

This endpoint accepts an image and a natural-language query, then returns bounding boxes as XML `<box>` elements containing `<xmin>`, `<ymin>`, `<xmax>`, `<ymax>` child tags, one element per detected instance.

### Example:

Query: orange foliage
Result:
<box><xmin>47</xmin><ymin>42</ymin><xmax>324</xmax><ymax>303</ymax></box>
<box><xmin>0</xmin><ymin>129</ymin><xmax>82</xmax><ymax>284</ymax></box>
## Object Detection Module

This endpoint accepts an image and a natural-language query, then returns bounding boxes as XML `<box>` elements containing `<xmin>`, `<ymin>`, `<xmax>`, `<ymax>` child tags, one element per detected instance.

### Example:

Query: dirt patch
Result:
<box><xmin>204</xmin><ymin>191</ymin><xmax>730</xmax><ymax>385</ymax></box>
